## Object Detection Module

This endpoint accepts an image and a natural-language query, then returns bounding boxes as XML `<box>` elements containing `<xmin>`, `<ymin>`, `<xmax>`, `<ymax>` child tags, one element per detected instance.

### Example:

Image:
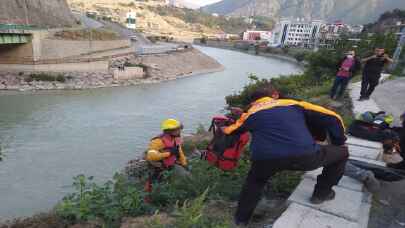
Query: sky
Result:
<box><xmin>191</xmin><ymin>0</ymin><xmax>222</xmax><ymax>6</ymax></box>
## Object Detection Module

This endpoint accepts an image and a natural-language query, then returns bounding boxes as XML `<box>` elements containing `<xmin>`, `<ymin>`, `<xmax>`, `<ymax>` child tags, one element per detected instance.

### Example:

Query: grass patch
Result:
<box><xmin>53</xmin><ymin>138</ymin><xmax>301</xmax><ymax>228</ymax></box>
<box><xmin>25</xmin><ymin>73</ymin><xmax>66</xmax><ymax>83</ymax></box>
<box><xmin>53</xmin><ymin>29</ymin><xmax>120</xmax><ymax>41</ymax></box>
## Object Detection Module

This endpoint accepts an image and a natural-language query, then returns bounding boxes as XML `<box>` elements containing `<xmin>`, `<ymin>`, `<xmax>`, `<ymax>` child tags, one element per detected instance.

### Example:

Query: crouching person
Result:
<box><xmin>145</xmin><ymin>119</ymin><xmax>189</xmax><ymax>193</ymax></box>
<box><xmin>225</xmin><ymin>88</ymin><xmax>349</xmax><ymax>227</ymax></box>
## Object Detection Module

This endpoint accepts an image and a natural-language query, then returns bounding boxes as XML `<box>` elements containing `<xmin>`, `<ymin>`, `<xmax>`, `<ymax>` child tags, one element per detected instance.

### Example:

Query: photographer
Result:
<box><xmin>359</xmin><ymin>48</ymin><xmax>393</xmax><ymax>101</ymax></box>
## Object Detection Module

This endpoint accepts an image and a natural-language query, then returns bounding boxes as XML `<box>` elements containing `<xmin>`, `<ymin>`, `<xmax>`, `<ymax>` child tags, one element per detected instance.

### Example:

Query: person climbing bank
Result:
<box><xmin>145</xmin><ymin>119</ymin><xmax>188</xmax><ymax>191</ymax></box>
<box><xmin>224</xmin><ymin>87</ymin><xmax>349</xmax><ymax>226</ymax></box>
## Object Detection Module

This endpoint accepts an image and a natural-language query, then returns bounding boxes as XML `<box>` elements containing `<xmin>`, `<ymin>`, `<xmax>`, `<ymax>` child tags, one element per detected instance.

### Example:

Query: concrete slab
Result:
<box><xmin>273</xmin><ymin>203</ymin><xmax>358</xmax><ymax>228</ymax></box>
<box><xmin>346</xmin><ymin>136</ymin><xmax>382</xmax><ymax>149</ymax></box>
<box><xmin>288</xmin><ymin>178</ymin><xmax>364</xmax><ymax>222</ymax></box>
<box><xmin>349</xmin><ymin>144</ymin><xmax>380</xmax><ymax>160</ymax></box>
<box><xmin>350</xmin><ymin>157</ymin><xmax>387</xmax><ymax>167</ymax></box>
<box><xmin>358</xmin><ymin>193</ymin><xmax>372</xmax><ymax>228</ymax></box>
<box><xmin>304</xmin><ymin>168</ymin><xmax>363</xmax><ymax>192</ymax></box>
<box><xmin>349</xmin><ymin>82</ymin><xmax>381</xmax><ymax>115</ymax></box>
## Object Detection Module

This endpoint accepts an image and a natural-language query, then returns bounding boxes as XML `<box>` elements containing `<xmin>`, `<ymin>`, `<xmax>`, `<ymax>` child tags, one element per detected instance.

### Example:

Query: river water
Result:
<box><xmin>0</xmin><ymin>46</ymin><xmax>301</xmax><ymax>220</ymax></box>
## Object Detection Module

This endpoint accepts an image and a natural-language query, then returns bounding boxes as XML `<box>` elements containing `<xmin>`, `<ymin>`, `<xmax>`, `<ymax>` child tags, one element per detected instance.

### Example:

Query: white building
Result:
<box><xmin>271</xmin><ymin>18</ymin><xmax>324</xmax><ymax>48</ymax></box>
<box><xmin>126</xmin><ymin>11</ymin><xmax>137</xmax><ymax>30</ymax></box>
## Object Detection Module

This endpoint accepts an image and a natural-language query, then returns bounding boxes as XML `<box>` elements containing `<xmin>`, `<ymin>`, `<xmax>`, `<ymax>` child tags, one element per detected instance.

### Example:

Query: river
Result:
<box><xmin>0</xmin><ymin>46</ymin><xmax>301</xmax><ymax>220</ymax></box>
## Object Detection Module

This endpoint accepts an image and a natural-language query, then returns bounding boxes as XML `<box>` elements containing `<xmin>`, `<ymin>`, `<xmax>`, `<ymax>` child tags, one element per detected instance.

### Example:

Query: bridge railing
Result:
<box><xmin>0</xmin><ymin>24</ymin><xmax>41</xmax><ymax>31</ymax></box>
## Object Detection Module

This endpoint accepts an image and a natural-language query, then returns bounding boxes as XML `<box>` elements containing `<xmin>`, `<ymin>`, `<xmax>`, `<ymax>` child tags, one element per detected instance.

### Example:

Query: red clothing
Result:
<box><xmin>337</xmin><ymin>58</ymin><xmax>355</xmax><ymax>77</ymax></box>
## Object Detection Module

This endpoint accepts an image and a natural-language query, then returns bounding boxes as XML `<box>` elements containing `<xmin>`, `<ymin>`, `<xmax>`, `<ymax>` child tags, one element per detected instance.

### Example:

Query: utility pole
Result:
<box><xmin>390</xmin><ymin>26</ymin><xmax>405</xmax><ymax>72</ymax></box>
<box><xmin>24</xmin><ymin>0</ymin><xmax>29</xmax><ymax>25</ymax></box>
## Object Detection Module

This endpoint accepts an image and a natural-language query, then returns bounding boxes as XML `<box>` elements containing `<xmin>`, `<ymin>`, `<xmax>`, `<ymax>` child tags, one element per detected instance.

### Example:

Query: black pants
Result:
<box><xmin>330</xmin><ymin>76</ymin><xmax>350</xmax><ymax>99</ymax></box>
<box><xmin>235</xmin><ymin>145</ymin><xmax>349</xmax><ymax>224</ymax></box>
<box><xmin>360</xmin><ymin>72</ymin><xmax>380</xmax><ymax>98</ymax></box>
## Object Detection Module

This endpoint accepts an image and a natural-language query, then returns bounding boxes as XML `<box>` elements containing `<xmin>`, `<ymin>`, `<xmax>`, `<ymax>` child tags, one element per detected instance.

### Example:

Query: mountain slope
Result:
<box><xmin>202</xmin><ymin>0</ymin><xmax>405</xmax><ymax>24</ymax></box>
<box><xmin>0</xmin><ymin>0</ymin><xmax>76</xmax><ymax>27</ymax></box>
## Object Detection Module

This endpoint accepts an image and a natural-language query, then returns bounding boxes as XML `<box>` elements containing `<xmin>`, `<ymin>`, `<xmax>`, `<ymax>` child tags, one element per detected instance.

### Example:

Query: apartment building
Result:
<box><xmin>271</xmin><ymin>18</ymin><xmax>324</xmax><ymax>48</ymax></box>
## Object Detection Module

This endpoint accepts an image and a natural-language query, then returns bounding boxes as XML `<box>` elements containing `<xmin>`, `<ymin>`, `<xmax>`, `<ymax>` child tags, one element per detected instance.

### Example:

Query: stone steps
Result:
<box><xmin>272</xmin><ymin>77</ymin><xmax>390</xmax><ymax>228</ymax></box>
<box><xmin>273</xmin><ymin>136</ymin><xmax>382</xmax><ymax>228</ymax></box>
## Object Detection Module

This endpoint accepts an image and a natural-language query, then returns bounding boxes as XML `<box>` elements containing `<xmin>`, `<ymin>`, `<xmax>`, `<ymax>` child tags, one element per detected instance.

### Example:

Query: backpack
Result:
<box><xmin>201</xmin><ymin>115</ymin><xmax>250</xmax><ymax>171</ymax></box>
<box><xmin>356</xmin><ymin>111</ymin><xmax>393</xmax><ymax>127</ymax></box>
<box><xmin>348</xmin><ymin>111</ymin><xmax>393</xmax><ymax>142</ymax></box>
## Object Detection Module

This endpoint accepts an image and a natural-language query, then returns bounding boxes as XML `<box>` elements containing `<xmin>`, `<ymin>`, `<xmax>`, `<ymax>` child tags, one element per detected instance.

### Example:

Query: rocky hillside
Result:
<box><xmin>364</xmin><ymin>9</ymin><xmax>405</xmax><ymax>33</ymax></box>
<box><xmin>202</xmin><ymin>0</ymin><xmax>405</xmax><ymax>24</ymax></box>
<box><xmin>0</xmin><ymin>0</ymin><xmax>76</xmax><ymax>28</ymax></box>
<box><xmin>67</xmin><ymin>0</ymin><xmax>244</xmax><ymax>41</ymax></box>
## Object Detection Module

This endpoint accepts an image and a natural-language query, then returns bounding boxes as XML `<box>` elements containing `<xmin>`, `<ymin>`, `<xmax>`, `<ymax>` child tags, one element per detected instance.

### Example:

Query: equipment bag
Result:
<box><xmin>348</xmin><ymin>120</ymin><xmax>390</xmax><ymax>142</ymax></box>
<box><xmin>201</xmin><ymin>115</ymin><xmax>250</xmax><ymax>171</ymax></box>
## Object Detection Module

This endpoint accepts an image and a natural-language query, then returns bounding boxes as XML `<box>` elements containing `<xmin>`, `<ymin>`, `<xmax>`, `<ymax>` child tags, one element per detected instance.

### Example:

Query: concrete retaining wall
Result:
<box><xmin>40</xmin><ymin>39</ymin><xmax>131</xmax><ymax>60</ymax></box>
<box><xmin>113</xmin><ymin>67</ymin><xmax>144</xmax><ymax>80</ymax></box>
<box><xmin>0</xmin><ymin>61</ymin><xmax>109</xmax><ymax>72</ymax></box>
<box><xmin>0</xmin><ymin>42</ymin><xmax>34</xmax><ymax>62</ymax></box>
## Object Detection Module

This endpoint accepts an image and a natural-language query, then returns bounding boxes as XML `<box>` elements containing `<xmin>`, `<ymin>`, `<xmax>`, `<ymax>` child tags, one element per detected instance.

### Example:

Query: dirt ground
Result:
<box><xmin>369</xmin><ymin>180</ymin><xmax>405</xmax><ymax>228</ymax></box>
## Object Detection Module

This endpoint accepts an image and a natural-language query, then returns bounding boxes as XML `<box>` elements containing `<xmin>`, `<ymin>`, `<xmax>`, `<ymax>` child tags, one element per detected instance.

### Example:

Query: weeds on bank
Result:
<box><xmin>56</xmin><ymin>174</ymin><xmax>151</xmax><ymax>226</ymax></box>
<box><xmin>25</xmin><ymin>73</ymin><xmax>66</xmax><ymax>83</ymax></box>
<box><xmin>56</xmin><ymin>154</ymin><xmax>301</xmax><ymax>227</ymax></box>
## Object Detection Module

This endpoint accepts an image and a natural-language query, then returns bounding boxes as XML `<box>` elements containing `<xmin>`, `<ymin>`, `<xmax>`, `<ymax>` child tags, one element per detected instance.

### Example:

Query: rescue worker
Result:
<box><xmin>145</xmin><ymin>119</ymin><xmax>188</xmax><ymax>192</ymax></box>
<box><xmin>225</xmin><ymin>88</ymin><xmax>349</xmax><ymax>227</ymax></box>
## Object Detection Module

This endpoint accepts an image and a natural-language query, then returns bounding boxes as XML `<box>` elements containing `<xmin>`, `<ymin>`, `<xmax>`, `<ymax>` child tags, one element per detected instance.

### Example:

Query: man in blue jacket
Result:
<box><xmin>224</xmin><ymin>88</ymin><xmax>349</xmax><ymax>226</ymax></box>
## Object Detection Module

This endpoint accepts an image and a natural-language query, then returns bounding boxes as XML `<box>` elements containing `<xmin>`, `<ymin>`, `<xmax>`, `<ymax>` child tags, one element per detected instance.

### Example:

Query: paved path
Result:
<box><xmin>373</xmin><ymin>77</ymin><xmax>405</xmax><ymax>126</ymax></box>
<box><xmin>364</xmin><ymin>77</ymin><xmax>405</xmax><ymax>228</ymax></box>
<box><xmin>74</xmin><ymin>13</ymin><xmax>104</xmax><ymax>29</ymax></box>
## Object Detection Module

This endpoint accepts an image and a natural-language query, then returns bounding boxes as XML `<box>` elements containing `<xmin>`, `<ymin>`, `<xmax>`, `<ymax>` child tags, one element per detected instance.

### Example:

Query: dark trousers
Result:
<box><xmin>330</xmin><ymin>76</ymin><xmax>350</xmax><ymax>99</ymax></box>
<box><xmin>235</xmin><ymin>145</ymin><xmax>349</xmax><ymax>224</ymax></box>
<box><xmin>360</xmin><ymin>72</ymin><xmax>380</xmax><ymax>98</ymax></box>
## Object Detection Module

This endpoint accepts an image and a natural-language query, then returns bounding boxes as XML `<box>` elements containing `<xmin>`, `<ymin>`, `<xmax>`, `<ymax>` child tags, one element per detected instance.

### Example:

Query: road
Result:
<box><xmin>74</xmin><ymin>12</ymin><xmax>151</xmax><ymax>46</ymax></box>
<box><xmin>368</xmin><ymin>77</ymin><xmax>405</xmax><ymax>228</ymax></box>
<box><xmin>72</xmin><ymin>12</ymin><xmax>104</xmax><ymax>29</ymax></box>
<box><xmin>101</xmin><ymin>20</ymin><xmax>151</xmax><ymax>46</ymax></box>
<box><xmin>373</xmin><ymin>77</ymin><xmax>405</xmax><ymax>126</ymax></box>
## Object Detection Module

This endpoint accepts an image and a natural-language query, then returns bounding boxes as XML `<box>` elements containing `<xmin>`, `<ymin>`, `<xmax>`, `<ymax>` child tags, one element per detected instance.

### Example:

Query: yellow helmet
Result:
<box><xmin>161</xmin><ymin>119</ymin><xmax>182</xmax><ymax>131</ymax></box>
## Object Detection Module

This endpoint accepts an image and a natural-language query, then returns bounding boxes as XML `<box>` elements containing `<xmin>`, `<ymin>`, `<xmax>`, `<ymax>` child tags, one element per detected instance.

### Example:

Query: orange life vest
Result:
<box><xmin>154</xmin><ymin>134</ymin><xmax>182</xmax><ymax>168</ymax></box>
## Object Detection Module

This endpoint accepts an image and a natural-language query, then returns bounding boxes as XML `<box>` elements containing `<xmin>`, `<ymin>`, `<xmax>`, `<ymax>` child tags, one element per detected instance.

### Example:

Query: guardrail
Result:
<box><xmin>135</xmin><ymin>44</ymin><xmax>191</xmax><ymax>55</ymax></box>
<box><xmin>0</xmin><ymin>24</ymin><xmax>41</xmax><ymax>30</ymax></box>
<box><xmin>0</xmin><ymin>52</ymin><xmax>135</xmax><ymax>65</ymax></box>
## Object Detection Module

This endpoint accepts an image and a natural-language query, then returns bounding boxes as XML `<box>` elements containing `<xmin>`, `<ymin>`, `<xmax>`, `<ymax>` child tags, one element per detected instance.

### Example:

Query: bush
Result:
<box><xmin>56</xmin><ymin>174</ymin><xmax>152</xmax><ymax>227</ymax></box>
<box><xmin>56</xmin><ymin>75</ymin><xmax>66</xmax><ymax>83</ymax></box>
<box><xmin>226</xmin><ymin>74</ymin><xmax>273</xmax><ymax>108</ymax></box>
<box><xmin>25</xmin><ymin>73</ymin><xmax>66</xmax><ymax>83</ymax></box>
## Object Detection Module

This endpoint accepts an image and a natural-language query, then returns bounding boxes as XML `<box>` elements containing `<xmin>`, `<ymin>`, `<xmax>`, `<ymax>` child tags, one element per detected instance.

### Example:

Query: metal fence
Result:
<box><xmin>0</xmin><ymin>24</ymin><xmax>41</xmax><ymax>31</ymax></box>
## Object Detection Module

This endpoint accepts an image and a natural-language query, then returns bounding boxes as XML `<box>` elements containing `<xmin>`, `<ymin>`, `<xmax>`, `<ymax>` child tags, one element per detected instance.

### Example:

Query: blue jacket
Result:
<box><xmin>224</xmin><ymin>97</ymin><xmax>346</xmax><ymax>161</ymax></box>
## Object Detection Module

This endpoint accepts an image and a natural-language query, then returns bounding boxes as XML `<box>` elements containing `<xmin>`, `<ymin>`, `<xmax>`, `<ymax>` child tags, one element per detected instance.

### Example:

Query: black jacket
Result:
<box><xmin>337</xmin><ymin>56</ymin><xmax>361</xmax><ymax>76</ymax></box>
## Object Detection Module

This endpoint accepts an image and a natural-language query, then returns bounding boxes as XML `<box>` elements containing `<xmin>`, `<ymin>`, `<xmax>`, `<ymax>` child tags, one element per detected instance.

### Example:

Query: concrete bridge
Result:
<box><xmin>0</xmin><ymin>24</ymin><xmax>37</xmax><ymax>44</ymax></box>
<box><xmin>0</xmin><ymin>24</ymin><xmax>42</xmax><ymax>63</ymax></box>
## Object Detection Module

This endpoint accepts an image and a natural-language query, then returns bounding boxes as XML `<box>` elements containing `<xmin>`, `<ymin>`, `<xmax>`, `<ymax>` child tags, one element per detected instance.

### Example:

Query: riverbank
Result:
<box><xmin>194</xmin><ymin>39</ymin><xmax>305</xmax><ymax>68</ymax></box>
<box><xmin>0</xmin><ymin>43</ymin><xmax>357</xmax><ymax>227</ymax></box>
<box><xmin>0</xmin><ymin>48</ymin><xmax>223</xmax><ymax>91</ymax></box>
